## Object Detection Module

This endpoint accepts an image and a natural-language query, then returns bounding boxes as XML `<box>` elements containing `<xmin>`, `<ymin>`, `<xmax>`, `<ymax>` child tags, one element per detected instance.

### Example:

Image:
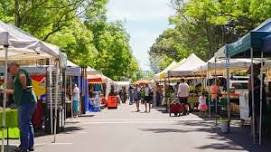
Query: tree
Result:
<box><xmin>150</xmin><ymin>0</ymin><xmax>271</xmax><ymax>71</ymax></box>
<box><xmin>90</xmin><ymin>22</ymin><xmax>139</xmax><ymax>80</ymax></box>
<box><xmin>48</xmin><ymin>18</ymin><xmax>97</xmax><ymax>67</ymax></box>
<box><xmin>0</xmin><ymin>0</ymin><xmax>140</xmax><ymax>80</ymax></box>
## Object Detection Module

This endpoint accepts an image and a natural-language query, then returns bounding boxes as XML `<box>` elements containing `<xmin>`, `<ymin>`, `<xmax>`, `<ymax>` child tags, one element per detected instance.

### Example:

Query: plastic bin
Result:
<box><xmin>107</xmin><ymin>96</ymin><xmax>118</xmax><ymax>109</ymax></box>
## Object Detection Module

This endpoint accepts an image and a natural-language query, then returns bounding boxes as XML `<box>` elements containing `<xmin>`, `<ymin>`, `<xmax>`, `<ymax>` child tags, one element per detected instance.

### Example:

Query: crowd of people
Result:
<box><xmin>127</xmin><ymin>84</ymin><xmax>153</xmax><ymax>112</ymax></box>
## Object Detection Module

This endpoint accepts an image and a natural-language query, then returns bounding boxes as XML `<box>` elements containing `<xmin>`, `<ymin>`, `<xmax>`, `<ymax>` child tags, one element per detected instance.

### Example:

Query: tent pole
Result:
<box><xmin>167</xmin><ymin>75</ymin><xmax>170</xmax><ymax>110</ymax></box>
<box><xmin>48</xmin><ymin>66</ymin><xmax>53</xmax><ymax>135</ymax></box>
<box><xmin>208</xmin><ymin>63</ymin><xmax>211</xmax><ymax>119</ymax></box>
<box><xmin>250</xmin><ymin>48</ymin><xmax>256</xmax><ymax>144</ymax></box>
<box><xmin>64</xmin><ymin>70</ymin><xmax>66</xmax><ymax>121</ymax></box>
<box><xmin>259</xmin><ymin>51</ymin><xmax>264</xmax><ymax>145</ymax></box>
<box><xmin>215</xmin><ymin>57</ymin><xmax>218</xmax><ymax>125</ymax></box>
<box><xmin>53</xmin><ymin>61</ymin><xmax>59</xmax><ymax>143</ymax></box>
<box><xmin>226</xmin><ymin>56</ymin><xmax>231</xmax><ymax>133</ymax></box>
<box><xmin>1</xmin><ymin>45</ymin><xmax>8</xmax><ymax>152</ymax></box>
<box><xmin>70</xmin><ymin>76</ymin><xmax>73</xmax><ymax>118</ymax></box>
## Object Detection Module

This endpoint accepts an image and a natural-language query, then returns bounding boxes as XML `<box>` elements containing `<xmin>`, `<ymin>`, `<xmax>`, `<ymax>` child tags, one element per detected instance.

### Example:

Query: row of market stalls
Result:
<box><xmin>0</xmin><ymin>21</ymin><xmax>66</xmax><ymax>150</ymax></box>
<box><xmin>0</xmin><ymin>21</ymin><xmax>118</xmax><ymax>151</ymax></box>
<box><xmin>213</xmin><ymin>18</ymin><xmax>271</xmax><ymax>145</ymax></box>
<box><xmin>154</xmin><ymin>19</ymin><xmax>271</xmax><ymax>145</ymax></box>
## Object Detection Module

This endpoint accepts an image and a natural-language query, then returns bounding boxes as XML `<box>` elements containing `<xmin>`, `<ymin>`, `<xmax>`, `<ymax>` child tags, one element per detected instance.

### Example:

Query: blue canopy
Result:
<box><xmin>263</xmin><ymin>34</ymin><xmax>271</xmax><ymax>53</ymax></box>
<box><xmin>227</xmin><ymin>19</ymin><xmax>271</xmax><ymax>58</ymax></box>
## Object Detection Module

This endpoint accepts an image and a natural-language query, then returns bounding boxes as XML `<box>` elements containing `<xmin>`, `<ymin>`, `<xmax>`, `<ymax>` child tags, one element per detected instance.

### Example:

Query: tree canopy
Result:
<box><xmin>150</xmin><ymin>0</ymin><xmax>271</xmax><ymax>72</ymax></box>
<box><xmin>0</xmin><ymin>0</ymin><xmax>139</xmax><ymax>81</ymax></box>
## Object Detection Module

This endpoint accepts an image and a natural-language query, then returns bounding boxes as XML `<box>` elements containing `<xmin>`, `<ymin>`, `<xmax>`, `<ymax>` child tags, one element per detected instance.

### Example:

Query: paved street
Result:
<box><xmin>6</xmin><ymin>104</ymin><xmax>271</xmax><ymax>152</ymax></box>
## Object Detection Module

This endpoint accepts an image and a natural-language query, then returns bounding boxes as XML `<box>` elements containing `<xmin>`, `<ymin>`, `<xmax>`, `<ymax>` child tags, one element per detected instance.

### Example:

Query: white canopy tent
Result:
<box><xmin>0</xmin><ymin>21</ymin><xmax>59</xmax><ymax>61</ymax></box>
<box><xmin>67</xmin><ymin>60</ymin><xmax>79</xmax><ymax>67</ymax></box>
<box><xmin>0</xmin><ymin>21</ymin><xmax>63</xmax><ymax>150</ymax></box>
<box><xmin>115</xmin><ymin>81</ymin><xmax>130</xmax><ymax>87</ymax></box>
<box><xmin>87</xmin><ymin>66</ymin><xmax>99</xmax><ymax>75</ymax></box>
<box><xmin>168</xmin><ymin>53</ymin><xmax>206</xmax><ymax>77</ymax></box>
<box><xmin>195</xmin><ymin>57</ymin><xmax>255</xmax><ymax>75</ymax></box>
<box><xmin>66</xmin><ymin>60</ymin><xmax>80</xmax><ymax>76</ymax></box>
<box><xmin>206</xmin><ymin>57</ymin><xmax>252</xmax><ymax>69</ymax></box>
<box><xmin>154</xmin><ymin>61</ymin><xmax>177</xmax><ymax>80</ymax></box>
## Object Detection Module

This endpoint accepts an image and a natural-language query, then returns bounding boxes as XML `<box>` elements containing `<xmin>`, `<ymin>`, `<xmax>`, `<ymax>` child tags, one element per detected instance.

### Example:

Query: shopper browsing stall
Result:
<box><xmin>73</xmin><ymin>84</ymin><xmax>80</xmax><ymax>117</ymax></box>
<box><xmin>4</xmin><ymin>63</ymin><xmax>37</xmax><ymax>152</ymax></box>
<box><xmin>210</xmin><ymin>80</ymin><xmax>221</xmax><ymax>115</ymax></box>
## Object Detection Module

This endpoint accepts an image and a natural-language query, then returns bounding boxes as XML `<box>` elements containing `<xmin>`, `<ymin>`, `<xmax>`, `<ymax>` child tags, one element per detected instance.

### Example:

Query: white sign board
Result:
<box><xmin>239</xmin><ymin>93</ymin><xmax>250</xmax><ymax>121</ymax></box>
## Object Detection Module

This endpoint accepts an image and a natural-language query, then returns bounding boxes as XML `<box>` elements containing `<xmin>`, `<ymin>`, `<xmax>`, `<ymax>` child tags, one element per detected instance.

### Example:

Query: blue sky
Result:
<box><xmin>107</xmin><ymin>0</ymin><xmax>175</xmax><ymax>70</ymax></box>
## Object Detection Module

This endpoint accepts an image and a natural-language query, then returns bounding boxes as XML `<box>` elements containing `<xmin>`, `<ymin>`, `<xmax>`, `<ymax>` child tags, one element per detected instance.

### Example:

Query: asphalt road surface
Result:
<box><xmin>6</xmin><ymin>104</ymin><xmax>271</xmax><ymax>152</ymax></box>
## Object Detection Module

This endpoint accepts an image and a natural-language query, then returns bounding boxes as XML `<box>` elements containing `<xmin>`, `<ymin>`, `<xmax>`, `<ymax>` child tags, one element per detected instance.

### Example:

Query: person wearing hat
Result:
<box><xmin>4</xmin><ymin>62</ymin><xmax>37</xmax><ymax>152</ymax></box>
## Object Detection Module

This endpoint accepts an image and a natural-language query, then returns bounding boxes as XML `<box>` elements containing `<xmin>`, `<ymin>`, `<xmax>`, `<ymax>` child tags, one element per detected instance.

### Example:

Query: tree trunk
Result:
<box><xmin>14</xmin><ymin>0</ymin><xmax>21</xmax><ymax>27</ymax></box>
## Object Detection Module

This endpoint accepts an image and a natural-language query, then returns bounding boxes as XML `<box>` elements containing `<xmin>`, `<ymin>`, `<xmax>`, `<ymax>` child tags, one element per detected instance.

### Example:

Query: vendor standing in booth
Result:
<box><xmin>177</xmin><ymin>79</ymin><xmax>190</xmax><ymax>115</ymax></box>
<box><xmin>4</xmin><ymin>62</ymin><xmax>37</xmax><ymax>152</ymax></box>
<box><xmin>248</xmin><ymin>64</ymin><xmax>267</xmax><ymax>136</ymax></box>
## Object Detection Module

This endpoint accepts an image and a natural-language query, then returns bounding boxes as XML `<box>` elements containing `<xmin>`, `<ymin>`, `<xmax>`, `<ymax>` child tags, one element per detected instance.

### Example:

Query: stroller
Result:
<box><xmin>169</xmin><ymin>100</ymin><xmax>185</xmax><ymax>117</ymax></box>
<box><xmin>167</xmin><ymin>93</ymin><xmax>184</xmax><ymax>117</ymax></box>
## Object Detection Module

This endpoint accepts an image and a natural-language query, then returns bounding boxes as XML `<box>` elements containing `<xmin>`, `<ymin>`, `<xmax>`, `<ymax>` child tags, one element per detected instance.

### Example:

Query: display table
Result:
<box><xmin>0</xmin><ymin>109</ymin><xmax>20</xmax><ymax>139</ymax></box>
<box><xmin>222</xmin><ymin>92</ymin><xmax>240</xmax><ymax>99</ymax></box>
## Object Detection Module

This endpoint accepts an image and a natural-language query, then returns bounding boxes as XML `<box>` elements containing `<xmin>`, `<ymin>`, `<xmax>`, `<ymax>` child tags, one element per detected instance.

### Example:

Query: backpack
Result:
<box><xmin>140</xmin><ymin>89</ymin><xmax>145</xmax><ymax>98</ymax></box>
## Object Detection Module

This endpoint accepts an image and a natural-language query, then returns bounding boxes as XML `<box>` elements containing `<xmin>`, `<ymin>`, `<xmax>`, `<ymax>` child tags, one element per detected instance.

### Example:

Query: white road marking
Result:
<box><xmin>73</xmin><ymin>131</ymin><xmax>88</xmax><ymax>134</ymax></box>
<box><xmin>35</xmin><ymin>143</ymin><xmax>48</xmax><ymax>146</ymax></box>
<box><xmin>67</xmin><ymin>118</ymin><xmax>205</xmax><ymax>125</ymax></box>
<box><xmin>82</xmin><ymin>120</ymin><xmax>180</xmax><ymax>125</ymax></box>
<box><xmin>51</xmin><ymin>142</ymin><xmax>73</xmax><ymax>145</ymax></box>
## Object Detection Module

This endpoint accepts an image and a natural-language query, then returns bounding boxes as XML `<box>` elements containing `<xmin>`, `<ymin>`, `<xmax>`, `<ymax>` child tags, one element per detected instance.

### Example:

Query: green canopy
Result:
<box><xmin>227</xmin><ymin>19</ymin><xmax>271</xmax><ymax>58</ymax></box>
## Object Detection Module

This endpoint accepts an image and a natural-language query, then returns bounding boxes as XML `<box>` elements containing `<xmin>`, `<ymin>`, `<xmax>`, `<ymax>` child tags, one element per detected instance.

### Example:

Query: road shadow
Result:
<box><xmin>65</xmin><ymin>121</ymin><xmax>80</xmax><ymax>124</ymax></box>
<box><xmin>197</xmin><ymin>142</ymin><xmax>244</xmax><ymax>151</ymax></box>
<box><xmin>204</xmin><ymin>126</ymin><xmax>271</xmax><ymax>152</ymax></box>
<box><xmin>178</xmin><ymin>119</ymin><xmax>271</xmax><ymax>151</ymax></box>
<box><xmin>140</xmin><ymin>128</ymin><xmax>190</xmax><ymax>133</ymax></box>
<box><xmin>2</xmin><ymin>145</ymin><xmax>18</xmax><ymax>152</ymax></box>
<box><xmin>154</xmin><ymin>106</ymin><xmax>168</xmax><ymax>113</ymax></box>
<box><xmin>140</xmin><ymin>126</ymin><xmax>215</xmax><ymax>134</ymax></box>
<box><xmin>78</xmin><ymin>114</ymin><xmax>95</xmax><ymax>118</ymax></box>
<box><xmin>176</xmin><ymin>119</ymin><xmax>212</xmax><ymax>125</ymax></box>
<box><xmin>35</xmin><ymin>126</ymin><xmax>84</xmax><ymax>137</ymax></box>
<box><xmin>62</xmin><ymin>126</ymin><xmax>84</xmax><ymax>134</ymax></box>
<box><xmin>141</xmin><ymin>119</ymin><xmax>271</xmax><ymax>152</ymax></box>
<box><xmin>185</xmin><ymin>120</ymin><xmax>271</xmax><ymax>152</ymax></box>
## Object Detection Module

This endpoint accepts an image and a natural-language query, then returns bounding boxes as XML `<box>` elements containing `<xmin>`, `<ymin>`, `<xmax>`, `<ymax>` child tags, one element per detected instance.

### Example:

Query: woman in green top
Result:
<box><xmin>5</xmin><ymin>63</ymin><xmax>37</xmax><ymax>152</ymax></box>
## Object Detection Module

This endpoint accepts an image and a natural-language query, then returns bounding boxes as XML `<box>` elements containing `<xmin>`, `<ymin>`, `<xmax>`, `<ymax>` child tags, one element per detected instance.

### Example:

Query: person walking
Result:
<box><xmin>155</xmin><ymin>83</ymin><xmax>162</xmax><ymax>106</ymax></box>
<box><xmin>177</xmin><ymin>79</ymin><xmax>190</xmax><ymax>115</ymax></box>
<box><xmin>210</xmin><ymin>80</ymin><xmax>220</xmax><ymax>116</ymax></box>
<box><xmin>119</xmin><ymin>87</ymin><xmax>127</xmax><ymax>104</ymax></box>
<box><xmin>5</xmin><ymin>63</ymin><xmax>37</xmax><ymax>152</ymax></box>
<box><xmin>73</xmin><ymin>84</ymin><xmax>80</xmax><ymax>117</ymax></box>
<box><xmin>134</xmin><ymin>84</ymin><xmax>141</xmax><ymax>112</ymax></box>
<box><xmin>143</xmin><ymin>84</ymin><xmax>152</xmax><ymax>112</ymax></box>
<box><xmin>128</xmin><ymin>85</ymin><xmax>134</xmax><ymax>105</ymax></box>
